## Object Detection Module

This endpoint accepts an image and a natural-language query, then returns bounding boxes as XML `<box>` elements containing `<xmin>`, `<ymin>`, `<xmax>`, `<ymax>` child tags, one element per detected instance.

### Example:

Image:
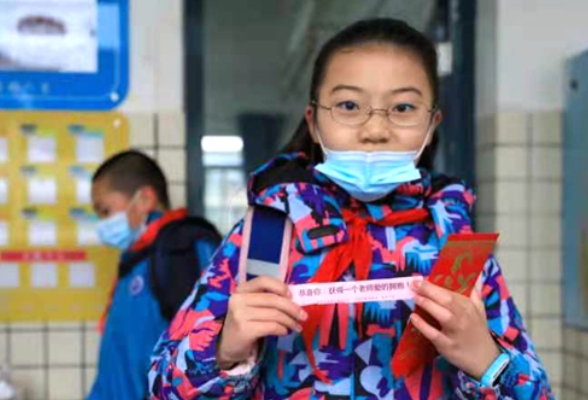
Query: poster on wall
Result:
<box><xmin>0</xmin><ymin>111</ymin><xmax>128</xmax><ymax>322</ymax></box>
<box><xmin>0</xmin><ymin>0</ymin><xmax>129</xmax><ymax>110</ymax></box>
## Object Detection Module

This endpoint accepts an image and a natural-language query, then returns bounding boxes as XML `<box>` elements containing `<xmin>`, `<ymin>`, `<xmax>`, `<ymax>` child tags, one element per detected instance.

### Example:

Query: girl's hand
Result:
<box><xmin>410</xmin><ymin>280</ymin><xmax>500</xmax><ymax>379</ymax></box>
<box><xmin>217</xmin><ymin>276</ymin><xmax>307</xmax><ymax>369</ymax></box>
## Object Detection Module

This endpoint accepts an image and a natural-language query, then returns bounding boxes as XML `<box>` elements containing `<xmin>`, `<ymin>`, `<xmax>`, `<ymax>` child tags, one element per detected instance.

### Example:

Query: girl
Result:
<box><xmin>148</xmin><ymin>18</ymin><xmax>553</xmax><ymax>400</ymax></box>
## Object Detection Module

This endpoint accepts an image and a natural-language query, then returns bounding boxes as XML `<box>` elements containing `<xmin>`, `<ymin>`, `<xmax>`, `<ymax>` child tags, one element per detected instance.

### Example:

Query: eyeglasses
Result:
<box><xmin>312</xmin><ymin>100</ymin><xmax>436</xmax><ymax>127</ymax></box>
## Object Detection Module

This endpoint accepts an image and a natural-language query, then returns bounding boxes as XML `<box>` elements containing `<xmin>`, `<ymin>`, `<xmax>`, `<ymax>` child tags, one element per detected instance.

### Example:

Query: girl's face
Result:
<box><xmin>305</xmin><ymin>44</ymin><xmax>442</xmax><ymax>153</ymax></box>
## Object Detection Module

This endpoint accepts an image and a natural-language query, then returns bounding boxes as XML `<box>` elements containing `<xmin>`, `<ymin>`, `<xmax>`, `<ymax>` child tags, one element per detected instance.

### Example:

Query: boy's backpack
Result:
<box><xmin>150</xmin><ymin>216</ymin><xmax>222</xmax><ymax>320</ymax></box>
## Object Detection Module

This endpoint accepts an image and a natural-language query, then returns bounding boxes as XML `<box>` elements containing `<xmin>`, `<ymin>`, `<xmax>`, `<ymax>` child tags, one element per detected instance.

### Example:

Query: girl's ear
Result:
<box><xmin>427</xmin><ymin>110</ymin><xmax>443</xmax><ymax>145</ymax></box>
<box><xmin>305</xmin><ymin>105</ymin><xmax>319</xmax><ymax>143</ymax></box>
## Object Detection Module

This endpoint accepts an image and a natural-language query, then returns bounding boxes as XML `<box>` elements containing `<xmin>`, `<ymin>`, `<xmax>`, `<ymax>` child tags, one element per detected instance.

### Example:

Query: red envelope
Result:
<box><xmin>391</xmin><ymin>233</ymin><xmax>499</xmax><ymax>378</ymax></box>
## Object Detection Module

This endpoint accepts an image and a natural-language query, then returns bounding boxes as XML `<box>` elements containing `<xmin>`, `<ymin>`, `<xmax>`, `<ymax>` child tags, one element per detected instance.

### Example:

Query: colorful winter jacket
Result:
<box><xmin>148</xmin><ymin>152</ymin><xmax>554</xmax><ymax>400</ymax></box>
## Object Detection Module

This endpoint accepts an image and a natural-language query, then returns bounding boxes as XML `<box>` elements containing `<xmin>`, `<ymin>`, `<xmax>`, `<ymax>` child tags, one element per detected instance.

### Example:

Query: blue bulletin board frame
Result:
<box><xmin>0</xmin><ymin>0</ymin><xmax>129</xmax><ymax>111</ymax></box>
<box><xmin>563</xmin><ymin>50</ymin><xmax>588</xmax><ymax>330</ymax></box>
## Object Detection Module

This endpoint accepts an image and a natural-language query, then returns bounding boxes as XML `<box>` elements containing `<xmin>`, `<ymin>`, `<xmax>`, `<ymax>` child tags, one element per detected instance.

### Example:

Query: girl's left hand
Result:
<box><xmin>410</xmin><ymin>280</ymin><xmax>500</xmax><ymax>380</ymax></box>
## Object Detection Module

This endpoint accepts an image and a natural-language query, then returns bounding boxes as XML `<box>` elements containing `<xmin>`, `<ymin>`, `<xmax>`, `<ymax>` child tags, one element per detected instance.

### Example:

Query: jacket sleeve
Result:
<box><xmin>450</xmin><ymin>256</ymin><xmax>555</xmax><ymax>399</ymax></box>
<box><xmin>148</xmin><ymin>220</ymin><xmax>262</xmax><ymax>400</ymax></box>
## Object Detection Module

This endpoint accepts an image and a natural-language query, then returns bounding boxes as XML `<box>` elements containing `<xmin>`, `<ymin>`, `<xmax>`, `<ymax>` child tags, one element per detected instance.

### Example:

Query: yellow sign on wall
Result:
<box><xmin>0</xmin><ymin>111</ymin><xmax>129</xmax><ymax>321</ymax></box>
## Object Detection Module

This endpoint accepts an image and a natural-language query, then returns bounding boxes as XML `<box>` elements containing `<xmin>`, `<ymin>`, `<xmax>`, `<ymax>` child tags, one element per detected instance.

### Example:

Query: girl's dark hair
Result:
<box><xmin>281</xmin><ymin>18</ymin><xmax>440</xmax><ymax>170</ymax></box>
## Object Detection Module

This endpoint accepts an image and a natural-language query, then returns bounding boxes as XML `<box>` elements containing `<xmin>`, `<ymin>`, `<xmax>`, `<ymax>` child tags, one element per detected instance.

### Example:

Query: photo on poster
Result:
<box><xmin>28</xmin><ymin>176</ymin><xmax>57</xmax><ymax>205</ymax></box>
<box><xmin>31</xmin><ymin>262</ymin><xmax>58</xmax><ymax>288</ymax></box>
<box><xmin>28</xmin><ymin>220</ymin><xmax>57</xmax><ymax>246</ymax></box>
<box><xmin>0</xmin><ymin>221</ymin><xmax>8</xmax><ymax>246</ymax></box>
<box><xmin>0</xmin><ymin>137</ymin><xmax>8</xmax><ymax>163</ymax></box>
<box><xmin>0</xmin><ymin>263</ymin><xmax>20</xmax><ymax>288</ymax></box>
<box><xmin>0</xmin><ymin>178</ymin><xmax>7</xmax><ymax>205</ymax></box>
<box><xmin>0</xmin><ymin>0</ymin><xmax>98</xmax><ymax>73</ymax></box>
<box><xmin>69</xmin><ymin>262</ymin><xmax>95</xmax><ymax>288</ymax></box>
<box><xmin>76</xmin><ymin>133</ymin><xmax>104</xmax><ymax>163</ymax></box>
<box><xmin>27</xmin><ymin>135</ymin><xmax>56</xmax><ymax>164</ymax></box>
<box><xmin>77</xmin><ymin>220</ymin><xmax>99</xmax><ymax>246</ymax></box>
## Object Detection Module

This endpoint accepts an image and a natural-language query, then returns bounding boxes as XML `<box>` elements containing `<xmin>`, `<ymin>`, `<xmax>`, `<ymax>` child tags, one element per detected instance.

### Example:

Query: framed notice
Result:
<box><xmin>0</xmin><ymin>0</ymin><xmax>129</xmax><ymax>110</ymax></box>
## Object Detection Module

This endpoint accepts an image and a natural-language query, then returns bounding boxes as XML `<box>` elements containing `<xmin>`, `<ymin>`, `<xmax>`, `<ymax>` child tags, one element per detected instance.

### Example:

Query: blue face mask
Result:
<box><xmin>314</xmin><ymin>128</ymin><xmax>430</xmax><ymax>202</ymax></box>
<box><xmin>96</xmin><ymin>211</ymin><xmax>145</xmax><ymax>251</ymax></box>
<box><xmin>96</xmin><ymin>193</ymin><xmax>146</xmax><ymax>251</ymax></box>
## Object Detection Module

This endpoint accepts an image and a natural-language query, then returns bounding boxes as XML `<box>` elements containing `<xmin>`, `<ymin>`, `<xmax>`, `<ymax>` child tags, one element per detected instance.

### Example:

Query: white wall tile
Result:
<box><xmin>10</xmin><ymin>323</ymin><xmax>44</xmax><ymax>330</ymax></box>
<box><xmin>128</xmin><ymin>113</ymin><xmax>156</xmax><ymax>147</ymax></box>
<box><xmin>495</xmin><ymin>215</ymin><xmax>528</xmax><ymax>248</ymax></box>
<box><xmin>169</xmin><ymin>183</ymin><xmax>187</xmax><ymax>208</ymax></box>
<box><xmin>530</xmin><ymin>216</ymin><xmax>562</xmax><ymax>249</ymax></box>
<box><xmin>0</xmin><ymin>332</ymin><xmax>6</xmax><ymax>363</ymax></box>
<box><xmin>475</xmin><ymin>182</ymin><xmax>495</xmax><ymax>214</ymax></box>
<box><xmin>158</xmin><ymin>113</ymin><xmax>186</xmax><ymax>146</ymax></box>
<box><xmin>582</xmin><ymin>359</ymin><xmax>588</xmax><ymax>396</ymax></box>
<box><xmin>476</xmin><ymin>215</ymin><xmax>496</xmax><ymax>232</ymax></box>
<box><xmin>530</xmin><ymin>181</ymin><xmax>562</xmax><ymax>215</ymax></box>
<box><xmin>531</xmin><ymin>283</ymin><xmax>562</xmax><ymax>316</ymax></box>
<box><xmin>154</xmin><ymin>0</ymin><xmax>184</xmax><ymax>111</ymax></box>
<box><xmin>12</xmin><ymin>368</ymin><xmax>45</xmax><ymax>400</ymax></box>
<box><xmin>48</xmin><ymin>331</ymin><xmax>82</xmax><ymax>366</ymax></box>
<box><xmin>580</xmin><ymin>331</ymin><xmax>588</xmax><ymax>359</ymax></box>
<box><xmin>495</xmin><ymin>180</ymin><xmax>528</xmax><ymax>215</ymax></box>
<box><xmin>564</xmin><ymin>353</ymin><xmax>580</xmax><ymax>390</ymax></box>
<box><xmin>564</xmin><ymin>328</ymin><xmax>580</xmax><ymax>353</ymax></box>
<box><xmin>507</xmin><ymin>283</ymin><xmax>529</xmax><ymax>317</ymax></box>
<box><xmin>532</xmin><ymin>318</ymin><xmax>563</xmax><ymax>350</ymax></box>
<box><xmin>135</xmin><ymin>147</ymin><xmax>157</xmax><ymax>158</ymax></box>
<box><xmin>532</xmin><ymin>112</ymin><xmax>562</xmax><ymax>145</ymax></box>
<box><xmin>531</xmin><ymin>250</ymin><xmax>562</xmax><ymax>283</ymax></box>
<box><xmin>495</xmin><ymin>147</ymin><xmax>529</xmax><ymax>179</ymax></box>
<box><xmin>551</xmin><ymin>384</ymin><xmax>562</xmax><ymax>400</ymax></box>
<box><xmin>48</xmin><ymin>368</ymin><xmax>82</xmax><ymax>400</ymax></box>
<box><xmin>84</xmin><ymin>329</ymin><xmax>100</xmax><ymax>366</ymax></box>
<box><xmin>11</xmin><ymin>331</ymin><xmax>45</xmax><ymax>366</ymax></box>
<box><xmin>530</xmin><ymin>147</ymin><xmax>562</xmax><ymax>180</ymax></box>
<box><xmin>476</xmin><ymin>115</ymin><xmax>496</xmax><ymax>149</ymax></box>
<box><xmin>494</xmin><ymin>249</ymin><xmax>527</xmax><ymax>283</ymax></box>
<box><xmin>496</xmin><ymin>112</ymin><xmax>528</xmax><ymax>144</ymax></box>
<box><xmin>158</xmin><ymin>149</ymin><xmax>186</xmax><ymax>182</ymax></box>
<box><xmin>84</xmin><ymin>367</ymin><xmax>97</xmax><ymax>397</ymax></box>
<box><xmin>475</xmin><ymin>148</ymin><xmax>495</xmax><ymax>181</ymax></box>
<box><xmin>538</xmin><ymin>351</ymin><xmax>563</xmax><ymax>386</ymax></box>
<box><xmin>561</xmin><ymin>388</ymin><xmax>577</xmax><ymax>400</ymax></box>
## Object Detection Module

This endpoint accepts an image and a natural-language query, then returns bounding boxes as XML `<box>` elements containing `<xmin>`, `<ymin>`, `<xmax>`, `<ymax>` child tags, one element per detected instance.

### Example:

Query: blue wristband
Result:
<box><xmin>480</xmin><ymin>352</ymin><xmax>511</xmax><ymax>388</ymax></box>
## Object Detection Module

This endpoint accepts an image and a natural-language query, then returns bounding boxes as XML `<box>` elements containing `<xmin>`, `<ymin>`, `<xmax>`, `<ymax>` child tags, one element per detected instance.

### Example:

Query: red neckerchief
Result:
<box><xmin>98</xmin><ymin>208</ymin><xmax>188</xmax><ymax>333</ymax></box>
<box><xmin>301</xmin><ymin>208</ymin><xmax>430</xmax><ymax>384</ymax></box>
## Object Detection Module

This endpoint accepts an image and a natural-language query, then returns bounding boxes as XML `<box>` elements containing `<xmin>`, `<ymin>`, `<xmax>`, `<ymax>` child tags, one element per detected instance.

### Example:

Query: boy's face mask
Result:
<box><xmin>96</xmin><ymin>192</ymin><xmax>147</xmax><ymax>251</ymax></box>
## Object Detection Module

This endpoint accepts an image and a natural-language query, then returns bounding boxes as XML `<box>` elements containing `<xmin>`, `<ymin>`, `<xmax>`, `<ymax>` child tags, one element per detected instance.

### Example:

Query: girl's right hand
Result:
<box><xmin>216</xmin><ymin>276</ymin><xmax>308</xmax><ymax>369</ymax></box>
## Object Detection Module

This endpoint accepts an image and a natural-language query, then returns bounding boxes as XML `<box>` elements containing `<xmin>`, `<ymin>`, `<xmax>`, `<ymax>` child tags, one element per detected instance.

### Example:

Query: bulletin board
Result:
<box><xmin>0</xmin><ymin>111</ymin><xmax>128</xmax><ymax>321</ymax></box>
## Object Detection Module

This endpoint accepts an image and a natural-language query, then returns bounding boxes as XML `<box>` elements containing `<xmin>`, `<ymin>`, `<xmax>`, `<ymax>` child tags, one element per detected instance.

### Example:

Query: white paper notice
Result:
<box><xmin>28</xmin><ymin>136</ymin><xmax>56</xmax><ymax>163</ymax></box>
<box><xmin>29</xmin><ymin>221</ymin><xmax>57</xmax><ymax>246</ymax></box>
<box><xmin>0</xmin><ymin>263</ymin><xmax>20</xmax><ymax>288</ymax></box>
<box><xmin>76</xmin><ymin>178</ymin><xmax>92</xmax><ymax>204</ymax></box>
<box><xmin>28</xmin><ymin>177</ymin><xmax>57</xmax><ymax>205</ymax></box>
<box><xmin>69</xmin><ymin>263</ymin><xmax>95</xmax><ymax>288</ymax></box>
<box><xmin>76</xmin><ymin>135</ymin><xmax>104</xmax><ymax>163</ymax></box>
<box><xmin>0</xmin><ymin>178</ymin><xmax>7</xmax><ymax>205</ymax></box>
<box><xmin>0</xmin><ymin>221</ymin><xmax>8</xmax><ymax>246</ymax></box>
<box><xmin>77</xmin><ymin>221</ymin><xmax>99</xmax><ymax>246</ymax></box>
<box><xmin>0</xmin><ymin>137</ymin><xmax>8</xmax><ymax>163</ymax></box>
<box><xmin>31</xmin><ymin>263</ymin><xmax>58</xmax><ymax>288</ymax></box>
